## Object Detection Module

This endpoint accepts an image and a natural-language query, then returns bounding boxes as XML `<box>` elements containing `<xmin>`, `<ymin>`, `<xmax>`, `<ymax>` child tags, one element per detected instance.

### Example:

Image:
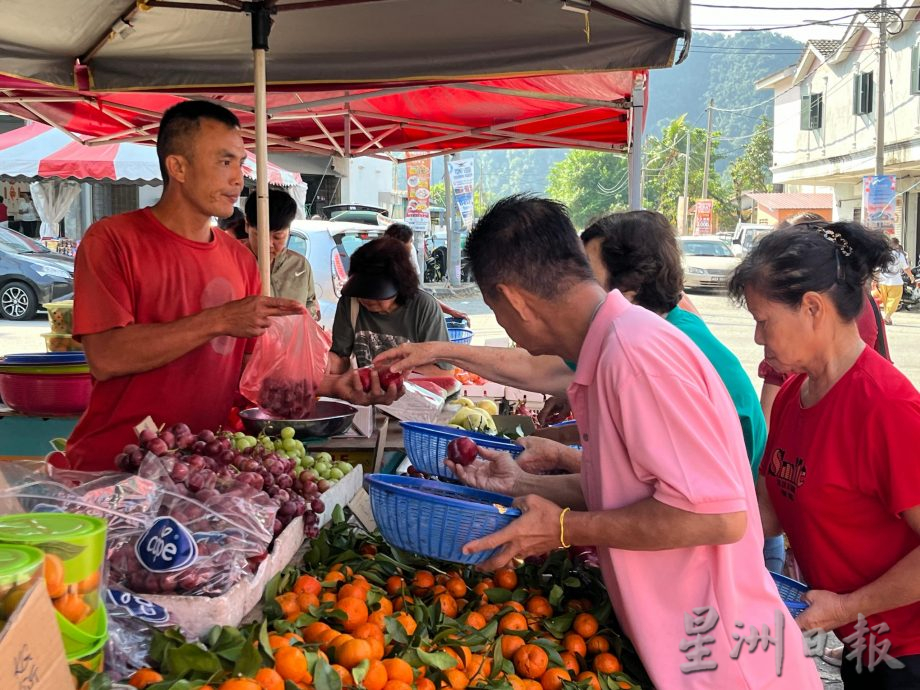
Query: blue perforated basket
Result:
<box><xmin>400</xmin><ymin>421</ymin><xmax>524</xmax><ymax>479</ymax></box>
<box><xmin>771</xmin><ymin>572</ymin><xmax>809</xmax><ymax>618</ymax></box>
<box><xmin>366</xmin><ymin>474</ymin><xmax>521</xmax><ymax>564</ymax></box>
<box><xmin>448</xmin><ymin>327</ymin><xmax>474</xmax><ymax>345</ymax></box>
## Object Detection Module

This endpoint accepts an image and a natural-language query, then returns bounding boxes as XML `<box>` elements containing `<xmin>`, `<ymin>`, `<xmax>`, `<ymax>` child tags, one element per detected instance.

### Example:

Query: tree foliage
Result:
<box><xmin>728</xmin><ymin>116</ymin><xmax>773</xmax><ymax>219</ymax></box>
<box><xmin>545</xmin><ymin>150</ymin><xmax>628</xmax><ymax>228</ymax></box>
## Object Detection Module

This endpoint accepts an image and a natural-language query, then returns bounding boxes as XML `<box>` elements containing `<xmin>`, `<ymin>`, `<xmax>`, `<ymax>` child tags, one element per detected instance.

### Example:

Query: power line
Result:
<box><xmin>692</xmin><ymin>3</ymin><xmax>884</xmax><ymax>9</ymax></box>
<box><xmin>695</xmin><ymin>13</ymin><xmax>859</xmax><ymax>32</ymax></box>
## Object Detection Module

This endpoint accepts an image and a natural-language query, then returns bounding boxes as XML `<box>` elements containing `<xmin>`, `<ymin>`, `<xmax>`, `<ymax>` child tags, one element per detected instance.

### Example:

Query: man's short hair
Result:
<box><xmin>385</xmin><ymin>222</ymin><xmax>414</xmax><ymax>244</ymax></box>
<box><xmin>244</xmin><ymin>189</ymin><xmax>298</xmax><ymax>233</ymax></box>
<box><xmin>157</xmin><ymin>100</ymin><xmax>241</xmax><ymax>184</ymax></box>
<box><xmin>465</xmin><ymin>195</ymin><xmax>595</xmax><ymax>300</ymax></box>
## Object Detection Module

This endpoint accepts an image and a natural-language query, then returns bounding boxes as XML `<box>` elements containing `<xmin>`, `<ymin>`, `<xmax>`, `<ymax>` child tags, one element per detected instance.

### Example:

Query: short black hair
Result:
<box><xmin>465</xmin><ymin>195</ymin><xmax>595</xmax><ymax>300</ymax></box>
<box><xmin>581</xmin><ymin>210</ymin><xmax>683</xmax><ymax>313</ymax></box>
<box><xmin>217</xmin><ymin>207</ymin><xmax>247</xmax><ymax>239</ymax></box>
<box><xmin>157</xmin><ymin>100</ymin><xmax>241</xmax><ymax>184</ymax></box>
<box><xmin>348</xmin><ymin>237</ymin><xmax>419</xmax><ymax>305</ymax></box>
<box><xmin>729</xmin><ymin>220</ymin><xmax>893</xmax><ymax>321</ymax></box>
<box><xmin>385</xmin><ymin>222</ymin><xmax>414</xmax><ymax>244</ymax></box>
<box><xmin>244</xmin><ymin>189</ymin><xmax>297</xmax><ymax>233</ymax></box>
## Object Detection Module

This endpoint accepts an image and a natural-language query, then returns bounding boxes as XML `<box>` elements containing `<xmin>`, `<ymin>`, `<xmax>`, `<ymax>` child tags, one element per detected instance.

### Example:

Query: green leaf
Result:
<box><xmin>314</xmin><ymin>656</ymin><xmax>344</xmax><ymax>690</ymax></box>
<box><xmin>164</xmin><ymin>643</ymin><xmax>223</xmax><ymax>678</ymax></box>
<box><xmin>511</xmin><ymin>588</ymin><xmax>528</xmax><ymax>603</ymax></box>
<box><xmin>210</xmin><ymin>626</ymin><xmax>246</xmax><ymax>662</ymax></box>
<box><xmin>563</xmin><ymin>577</ymin><xmax>581</xmax><ymax>589</ymax></box>
<box><xmin>385</xmin><ymin>615</ymin><xmax>409</xmax><ymax>645</ymax></box>
<box><xmin>548</xmin><ymin>584</ymin><xmax>564</xmax><ymax>609</ymax></box>
<box><xmin>258</xmin><ymin>620</ymin><xmax>273</xmax><ymax>658</ymax></box>
<box><xmin>417</xmin><ymin>648</ymin><xmax>459</xmax><ymax>670</ymax></box>
<box><xmin>543</xmin><ymin>611</ymin><xmax>576</xmax><ymax>639</ymax></box>
<box><xmin>233</xmin><ymin>634</ymin><xmax>263</xmax><ymax>677</ymax></box>
<box><xmin>352</xmin><ymin>658</ymin><xmax>371</xmax><ymax>685</ymax></box>
<box><xmin>264</xmin><ymin>572</ymin><xmax>283</xmax><ymax>604</ymax></box>
<box><xmin>149</xmin><ymin>627</ymin><xmax>188</xmax><ymax>667</ymax></box>
<box><xmin>529</xmin><ymin>638</ymin><xmax>565</xmax><ymax>669</ymax></box>
<box><xmin>485</xmin><ymin>588</ymin><xmax>512</xmax><ymax>603</ymax></box>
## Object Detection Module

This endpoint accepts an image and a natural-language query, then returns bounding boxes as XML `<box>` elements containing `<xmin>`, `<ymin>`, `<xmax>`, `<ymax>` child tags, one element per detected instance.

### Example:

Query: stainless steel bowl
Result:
<box><xmin>239</xmin><ymin>398</ymin><xmax>358</xmax><ymax>438</ymax></box>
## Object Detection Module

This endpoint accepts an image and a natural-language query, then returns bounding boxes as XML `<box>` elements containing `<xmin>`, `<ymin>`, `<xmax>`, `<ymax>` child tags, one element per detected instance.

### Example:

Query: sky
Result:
<box><xmin>690</xmin><ymin>0</ymin><xmax>906</xmax><ymax>42</ymax></box>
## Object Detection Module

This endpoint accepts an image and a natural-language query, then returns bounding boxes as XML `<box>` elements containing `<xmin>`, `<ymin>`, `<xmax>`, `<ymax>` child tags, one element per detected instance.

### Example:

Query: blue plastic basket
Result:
<box><xmin>448</xmin><ymin>327</ymin><xmax>474</xmax><ymax>345</ymax></box>
<box><xmin>400</xmin><ymin>421</ymin><xmax>524</xmax><ymax>479</ymax></box>
<box><xmin>771</xmin><ymin>572</ymin><xmax>809</xmax><ymax>618</ymax></box>
<box><xmin>366</xmin><ymin>474</ymin><xmax>521</xmax><ymax>565</ymax></box>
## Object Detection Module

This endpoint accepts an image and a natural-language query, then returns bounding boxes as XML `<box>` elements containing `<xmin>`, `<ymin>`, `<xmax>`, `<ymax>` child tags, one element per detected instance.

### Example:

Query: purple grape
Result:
<box><xmin>187</xmin><ymin>468</ymin><xmax>215</xmax><ymax>492</ymax></box>
<box><xmin>273</xmin><ymin>519</ymin><xmax>284</xmax><ymax>536</ymax></box>
<box><xmin>192</xmin><ymin>440</ymin><xmax>207</xmax><ymax>454</ymax></box>
<box><xmin>205</xmin><ymin>441</ymin><xmax>221</xmax><ymax>457</ymax></box>
<box><xmin>277</xmin><ymin>474</ymin><xmax>293</xmax><ymax>490</ymax></box>
<box><xmin>147</xmin><ymin>438</ymin><xmax>169</xmax><ymax>456</ymax></box>
<box><xmin>304</xmin><ymin>511</ymin><xmax>319</xmax><ymax>526</ymax></box>
<box><xmin>304</xmin><ymin>525</ymin><xmax>320</xmax><ymax>539</ymax></box>
<box><xmin>317</xmin><ymin>479</ymin><xmax>332</xmax><ymax>492</ymax></box>
<box><xmin>294</xmin><ymin>500</ymin><xmax>307</xmax><ymax>517</ymax></box>
<box><xmin>218</xmin><ymin>438</ymin><xmax>231</xmax><ymax>451</ymax></box>
<box><xmin>194</xmin><ymin>488</ymin><xmax>220</xmax><ymax>503</ymax></box>
<box><xmin>311</xmin><ymin>498</ymin><xmax>325</xmax><ymax>513</ymax></box>
<box><xmin>238</xmin><ymin>472</ymin><xmax>264</xmax><ymax>491</ymax></box>
<box><xmin>124</xmin><ymin>443</ymin><xmax>140</xmax><ymax>454</ymax></box>
<box><xmin>170</xmin><ymin>462</ymin><xmax>190</xmax><ymax>482</ymax></box>
<box><xmin>198</xmin><ymin>429</ymin><xmax>216</xmax><ymax>444</ymax></box>
<box><xmin>242</xmin><ymin>459</ymin><xmax>260</xmax><ymax>473</ymax></box>
<box><xmin>279</xmin><ymin>501</ymin><xmax>298</xmax><ymax>518</ymax></box>
<box><xmin>159</xmin><ymin>430</ymin><xmax>176</xmax><ymax>448</ymax></box>
<box><xmin>171</xmin><ymin>423</ymin><xmax>191</xmax><ymax>438</ymax></box>
<box><xmin>274</xmin><ymin>489</ymin><xmax>290</xmax><ymax>503</ymax></box>
<box><xmin>115</xmin><ymin>453</ymin><xmax>129</xmax><ymax>470</ymax></box>
<box><xmin>139</xmin><ymin>429</ymin><xmax>157</xmax><ymax>445</ymax></box>
<box><xmin>177</xmin><ymin>434</ymin><xmax>196</xmax><ymax>450</ymax></box>
<box><xmin>187</xmin><ymin>454</ymin><xmax>205</xmax><ymax>469</ymax></box>
<box><xmin>217</xmin><ymin>450</ymin><xmax>234</xmax><ymax>466</ymax></box>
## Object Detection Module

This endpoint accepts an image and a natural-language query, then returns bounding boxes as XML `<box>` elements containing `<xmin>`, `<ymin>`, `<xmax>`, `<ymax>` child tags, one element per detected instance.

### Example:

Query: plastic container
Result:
<box><xmin>400</xmin><ymin>421</ymin><xmax>524</xmax><ymax>479</ymax></box>
<box><xmin>771</xmin><ymin>572</ymin><xmax>808</xmax><ymax>618</ymax></box>
<box><xmin>43</xmin><ymin>300</ymin><xmax>74</xmax><ymax>334</ymax></box>
<box><xmin>0</xmin><ymin>544</ymin><xmax>45</xmax><ymax>631</ymax></box>
<box><xmin>448</xmin><ymin>327</ymin><xmax>474</xmax><ymax>345</ymax></box>
<box><xmin>366</xmin><ymin>474</ymin><xmax>520</xmax><ymax>565</ymax></box>
<box><xmin>42</xmin><ymin>332</ymin><xmax>83</xmax><ymax>352</ymax></box>
<box><xmin>0</xmin><ymin>513</ymin><xmax>107</xmax><ymax>634</ymax></box>
<box><xmin>0</xmin><ymin>371</ymin><xmax>92</xmax><ymax>416</ymax></box>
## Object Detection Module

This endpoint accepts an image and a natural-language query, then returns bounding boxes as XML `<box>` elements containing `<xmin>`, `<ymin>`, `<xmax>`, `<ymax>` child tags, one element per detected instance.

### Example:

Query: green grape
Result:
<box><xmin>282</xmin><ymin>438</ymin><xmax>297</xmax><ymax>452</ymax></box>
<box><xmin>280</xmin><ymin>426</ymin><xmax>296</xmax><ymax>440</ymax></box>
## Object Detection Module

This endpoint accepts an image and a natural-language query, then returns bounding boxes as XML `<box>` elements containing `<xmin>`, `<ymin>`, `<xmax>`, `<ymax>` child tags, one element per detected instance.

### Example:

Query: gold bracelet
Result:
<box><xmin>559</xmin><ymin>507</ymin><xmax>571</xmax><ymax>548</ymax></box>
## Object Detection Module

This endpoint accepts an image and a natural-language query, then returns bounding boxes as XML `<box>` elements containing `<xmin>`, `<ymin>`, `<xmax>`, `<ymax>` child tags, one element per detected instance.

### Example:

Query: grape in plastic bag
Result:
<box><xmin>240</xmin><ymin>313</ymin><xmax>331</xmax><ymax>419</ymax></box>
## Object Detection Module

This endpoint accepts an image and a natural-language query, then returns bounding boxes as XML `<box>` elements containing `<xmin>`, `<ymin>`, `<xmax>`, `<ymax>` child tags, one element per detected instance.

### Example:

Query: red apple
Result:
<box><xmin>447</xmin><ymin>437</ymin><xmax>478</xmax><ymax>466</ymax></box>
<box><xmin>379</xmin><ymin>369</ymin><xmax>403</xmax><ymax>389</ymax></box>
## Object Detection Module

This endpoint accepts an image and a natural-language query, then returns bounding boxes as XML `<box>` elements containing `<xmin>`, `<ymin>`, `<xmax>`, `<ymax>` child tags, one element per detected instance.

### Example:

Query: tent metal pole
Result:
<box><xmin>628</xmin><ymin>76</ymin><xmax>645</xmax><ymax>210</ymax></box>
<box><xmin>255</xmin><ymin>47</ymin><xmax>271</xmax><ymax>297</ymax></box>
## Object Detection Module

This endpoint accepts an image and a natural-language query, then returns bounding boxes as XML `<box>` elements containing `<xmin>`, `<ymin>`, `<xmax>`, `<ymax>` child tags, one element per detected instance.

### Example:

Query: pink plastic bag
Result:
<box><xmin>240</xmin><ymin>314</ymin><xmax>331</xmax><ymax>418</ymax></box>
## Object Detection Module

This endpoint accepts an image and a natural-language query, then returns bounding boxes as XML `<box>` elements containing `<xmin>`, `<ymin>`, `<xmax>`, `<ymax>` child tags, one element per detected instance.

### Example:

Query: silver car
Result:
<box><xmin>678</xmin><ymin>237</ymin><xmax>741</xmax><ymax>291</ymax></box>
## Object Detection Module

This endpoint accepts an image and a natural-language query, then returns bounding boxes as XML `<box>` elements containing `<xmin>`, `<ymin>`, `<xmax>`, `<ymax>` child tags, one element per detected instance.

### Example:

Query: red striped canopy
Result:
<box><xmin>0</xmin><ymin>121</ymin><xmax>303</xmax><ymax>186</ymax></box>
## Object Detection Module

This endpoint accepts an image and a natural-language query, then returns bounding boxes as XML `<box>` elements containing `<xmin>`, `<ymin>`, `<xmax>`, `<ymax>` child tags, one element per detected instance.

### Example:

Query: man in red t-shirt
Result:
<box><xmin>67</xmin><ymin>102</ymin><xmax>309</xmax><ymax>471</ymax></box>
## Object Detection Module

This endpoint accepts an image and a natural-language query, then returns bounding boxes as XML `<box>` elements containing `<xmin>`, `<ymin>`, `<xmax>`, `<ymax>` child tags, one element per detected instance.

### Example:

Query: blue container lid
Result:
<box><xmin>0</xmin><ymin>352</ymin><xmax>86</xmax><ymax>365</ymax></box>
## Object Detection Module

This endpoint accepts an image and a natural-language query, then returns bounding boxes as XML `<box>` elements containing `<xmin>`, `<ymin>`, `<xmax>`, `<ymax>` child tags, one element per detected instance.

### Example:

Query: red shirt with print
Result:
<box><xmin>762</xmin><ymin>347</ymin><xmax>920</xmax><ymax>658</ymax></box>
<box><xmin>67</xmin><ymin>208</ymin><xmax>260</xmax><ymax>471</ymax></box>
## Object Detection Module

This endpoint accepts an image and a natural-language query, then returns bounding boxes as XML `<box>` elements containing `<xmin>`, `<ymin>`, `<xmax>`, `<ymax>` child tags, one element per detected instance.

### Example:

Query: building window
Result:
<box><xmin>800</xmin><ymin>93</ymin><xmax>823</xmax><ymax>130</ymax></box>
<box><xmin>853</xmin><ymin>71</ymin><xmax>874</xmax><ymax>115</ymax></box>
<box><xmin>912</xmin><ymin>45</ymin><xmax>920</xmax><ymax>95</ymax></box>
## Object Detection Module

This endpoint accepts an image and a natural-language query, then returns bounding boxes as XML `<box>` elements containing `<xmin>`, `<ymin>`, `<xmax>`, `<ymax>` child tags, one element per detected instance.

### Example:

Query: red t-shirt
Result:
<box><xmin>67</xmin><ymin>208</ymin><xmax>260</xmax><ymax>471</ymax></box>
<box><xmin>762</xmin><ymin>347</ymin><xmax>920</xmax><ymax>657</ymax></box>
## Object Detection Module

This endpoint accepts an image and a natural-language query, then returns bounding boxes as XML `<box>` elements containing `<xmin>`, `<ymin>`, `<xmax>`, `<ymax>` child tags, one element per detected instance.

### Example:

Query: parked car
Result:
<box><xmin>321</xmin><ymin>204</ymin><xmax>389</xmax><ymax>226</ymax></box>
<box><xmin>286</xmin><ymin>219</ymin><xmax>386</xmax><ymax>326</ymax></box>
<box><xmin>0</xmin><ymin>224</ymin><xmax>74</xmax><ymax>320</ymax></box>
<box><xmin>678</xmin><ymin>236</ymin><xmax>741</xmax><ymax>291</ymax></box>
<box><xmin>731</xmin><ymin>222</ymin><xmax>773</xmax><ymax>256</ymax></box>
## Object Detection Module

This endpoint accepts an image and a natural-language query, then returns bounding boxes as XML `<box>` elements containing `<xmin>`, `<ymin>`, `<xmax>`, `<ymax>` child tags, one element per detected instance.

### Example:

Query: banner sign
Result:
<box><xmin>694</xmin><ymin>199</ymin><xmax>714</xmax><ymax>235</ymax></box>
<box><xmin>448</xmin><ymin>159</ymin><xmax>475</xmax><ymax>229</ymax></box>
<box><xmin>862</xmin><ymin>175</ymin><xmax>897</xmax><ymax>235</ymax></box>
<box><xmin>405</xmin><ymin>159</ymin><xmax>431</xmax><ymax>234</ymax></box>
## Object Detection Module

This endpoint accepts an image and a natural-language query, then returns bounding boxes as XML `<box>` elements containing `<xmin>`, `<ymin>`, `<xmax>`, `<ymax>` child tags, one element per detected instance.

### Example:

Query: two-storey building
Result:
<box><xmin>756</xmin><ymin>2</ymin><xmax>920</xmax><ymax>259</ymax></box>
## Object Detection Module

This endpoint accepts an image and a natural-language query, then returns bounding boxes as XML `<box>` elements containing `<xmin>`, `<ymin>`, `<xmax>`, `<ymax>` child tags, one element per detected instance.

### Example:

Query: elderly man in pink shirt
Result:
<box><xmin>444</xmin><ymin>196</ymin><xmax>821</xmax><ymax>689</ymax></box>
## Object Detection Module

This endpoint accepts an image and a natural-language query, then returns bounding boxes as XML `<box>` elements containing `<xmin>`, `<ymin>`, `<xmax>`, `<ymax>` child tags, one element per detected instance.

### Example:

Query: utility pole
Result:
<box><xmin>701</xmin><ymin>99</ymin><xmax>714</xmax><ymax>200</ymax></box>
<box><xmin>875</xmin><ymin>0</ymin><xmax>888</xmax><ymax>176</ymax></box>
<box><xmin>681</xmin><ymin>128</ymin><xmax>691</xmax><ymax>234</ymax></box>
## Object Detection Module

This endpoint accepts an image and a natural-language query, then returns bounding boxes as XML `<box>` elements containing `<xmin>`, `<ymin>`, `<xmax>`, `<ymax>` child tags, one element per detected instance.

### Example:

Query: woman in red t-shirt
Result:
<box><xmin>729</xmin><ymin>221</ymin><xmax>920</xmax><ymax>689</ymax></box>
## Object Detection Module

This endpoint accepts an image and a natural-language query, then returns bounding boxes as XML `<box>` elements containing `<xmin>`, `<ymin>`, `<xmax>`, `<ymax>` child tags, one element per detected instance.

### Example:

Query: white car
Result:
<box><xmin>286</xmin><ymin>219</ymin><xmax>386</xmax><ymax>327</ymax></box>
<box><xmin>678</xmin><ymin>237</ymin><xmax>741</xmax><ymax>291</ymax></box>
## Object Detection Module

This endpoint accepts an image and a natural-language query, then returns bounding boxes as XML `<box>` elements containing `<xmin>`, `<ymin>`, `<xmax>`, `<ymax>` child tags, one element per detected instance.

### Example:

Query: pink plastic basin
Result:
<box><xmin>0</xmin><ymin>372</ymin><xmax>92</xmax><ymax>416</ymax></box>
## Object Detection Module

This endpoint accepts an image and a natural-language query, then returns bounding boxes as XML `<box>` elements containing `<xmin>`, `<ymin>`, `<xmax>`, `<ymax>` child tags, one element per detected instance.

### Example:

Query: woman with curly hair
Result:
<box><xmin>329</xmin><ymin>237</ymin><xmax>450</xmax><ymax>375</ymax></box>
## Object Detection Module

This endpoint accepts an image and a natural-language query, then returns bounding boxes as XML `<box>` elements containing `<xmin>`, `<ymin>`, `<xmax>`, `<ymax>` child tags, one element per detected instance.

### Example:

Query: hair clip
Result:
<box><xmin>814</xmin><ymin>227</ymin><xmax>853</xmax><ymax>257</ymax></box>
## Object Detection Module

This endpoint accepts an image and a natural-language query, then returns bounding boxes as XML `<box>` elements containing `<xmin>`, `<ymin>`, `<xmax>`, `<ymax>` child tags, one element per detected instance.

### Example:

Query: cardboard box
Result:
<box><xmin>144</xmin><ymin>465</ymin><xmax>363</xmax><ymax>639</ymax></box>
<box><xmin>0</xmin><ymin>581</ymin><xmax>73</xmax><ymax>690</ymax></box>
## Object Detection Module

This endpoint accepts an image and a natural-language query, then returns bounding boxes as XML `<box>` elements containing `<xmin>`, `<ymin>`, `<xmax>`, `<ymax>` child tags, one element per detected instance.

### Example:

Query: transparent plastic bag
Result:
<box><xmin>240</xmin><ymin>313</ymin><xmax>332</xmax><ymax>418</ymax></box>
<box><xmin>105</xmin><ymin>588</ymin><xmax>175</xmax><ymax>678</ymax></box>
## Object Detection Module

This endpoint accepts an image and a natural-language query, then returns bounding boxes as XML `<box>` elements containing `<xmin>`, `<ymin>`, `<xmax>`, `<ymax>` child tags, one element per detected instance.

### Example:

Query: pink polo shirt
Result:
<box><xmin>568</xmin><ymin>291</ymin><xmax>820</xmax><ymax>689</ymax></box>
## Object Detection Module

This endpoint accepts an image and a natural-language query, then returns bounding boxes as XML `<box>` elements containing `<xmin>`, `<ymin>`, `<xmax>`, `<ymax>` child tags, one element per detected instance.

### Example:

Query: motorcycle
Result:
<box><xmin>897</xmin><ymin>265</ymin><xmax>920</xmax><ymax>312</ymax></box>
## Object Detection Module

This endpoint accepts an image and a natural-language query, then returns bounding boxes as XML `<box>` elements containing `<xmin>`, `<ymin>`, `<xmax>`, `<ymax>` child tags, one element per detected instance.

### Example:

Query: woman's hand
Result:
<box><xmin>538</xmin><ymin>395</ymin><xmax>571</xmax><ymax>426</ymax></box>
<box><xmin>515</xmin><ymin>436</ymin><xmax>577</xmax><ymax>473</ymax></box>
<box><xmin>323</xmin><ymin>369</ymin><xmax>402</xmax><ymax>405</ymax></box>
